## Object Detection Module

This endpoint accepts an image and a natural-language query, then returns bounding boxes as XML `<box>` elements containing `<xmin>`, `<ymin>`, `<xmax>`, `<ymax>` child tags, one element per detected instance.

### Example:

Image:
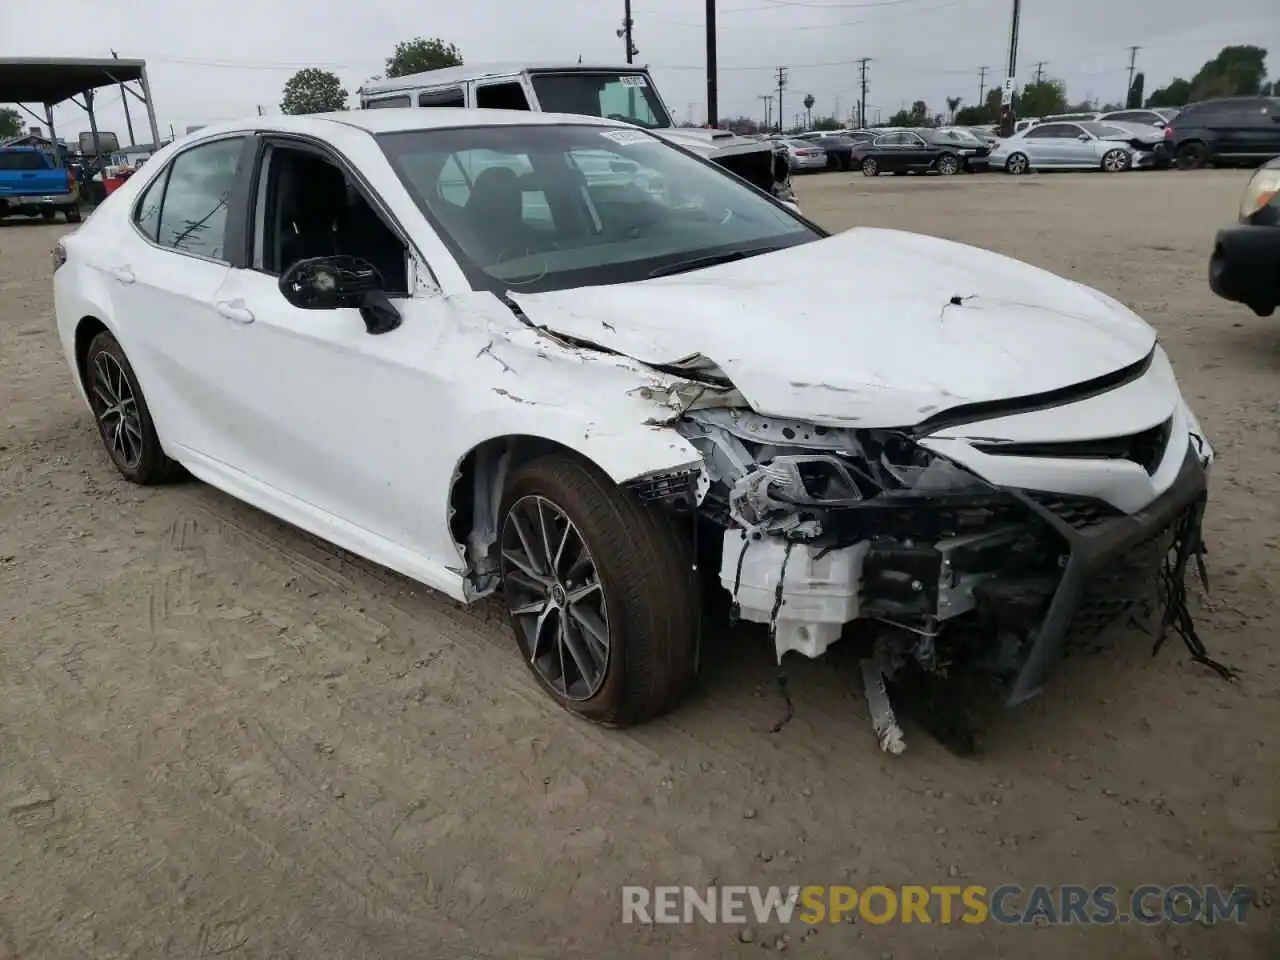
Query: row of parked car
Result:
<box><xmin>770</xmin><ymin>95</ymin><xmax>1280</xmax><ymax>177</ymax></box>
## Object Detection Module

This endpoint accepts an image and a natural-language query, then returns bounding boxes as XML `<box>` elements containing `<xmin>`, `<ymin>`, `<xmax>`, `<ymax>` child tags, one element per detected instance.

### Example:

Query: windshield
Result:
<box><xmin>378</xmin><ymin>124</ymin><xmax>818</xmax><ymax>294</ymax></box>
<box><xmin>529</xmin><ymin>72</ymin><xmax>672</xmax><ymax>129</ymax></box>
<box><xmin>1081</xmin><ymin>122</ymin><xmax>1135</xmax><ymax>138</ymax></box>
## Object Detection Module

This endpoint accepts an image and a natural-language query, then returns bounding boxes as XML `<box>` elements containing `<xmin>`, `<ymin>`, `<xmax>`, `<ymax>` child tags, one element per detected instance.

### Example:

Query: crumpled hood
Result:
<box><xmin>510</xmin><ymin>227</ymin><xmax>1157</xmax><ymax>429</ymax></box>
<box><xmin>651</xmin><ymin>127</ymin><xmax>777</xmax><ymax>161</ymax></box>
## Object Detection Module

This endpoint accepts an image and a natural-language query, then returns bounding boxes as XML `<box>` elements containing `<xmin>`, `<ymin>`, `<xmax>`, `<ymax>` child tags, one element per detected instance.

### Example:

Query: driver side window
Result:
<box><xmin>253</xmin><ymin>143</ymin><xmax>409</xmax><ymax>294</ymax></box>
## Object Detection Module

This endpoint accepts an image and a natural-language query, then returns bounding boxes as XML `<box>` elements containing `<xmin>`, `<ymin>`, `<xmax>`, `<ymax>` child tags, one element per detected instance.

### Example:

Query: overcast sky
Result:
<box><xmin>3</xmin><ymin>0</ymin><xmax>1277</xmax><ymax>141</ymax></box>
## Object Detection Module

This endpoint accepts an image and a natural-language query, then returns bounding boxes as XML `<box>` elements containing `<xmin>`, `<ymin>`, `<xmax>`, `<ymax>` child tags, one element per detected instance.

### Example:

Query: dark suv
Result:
<box><xmin>1164</xmin><ymin>96</ymin><xmax>1280</xmax><ymax>169</ymax></box>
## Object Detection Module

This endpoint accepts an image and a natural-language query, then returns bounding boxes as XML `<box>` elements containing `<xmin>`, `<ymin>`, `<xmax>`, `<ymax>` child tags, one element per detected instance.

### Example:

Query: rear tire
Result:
<box><xmin>1175</xmin><ymin>141</ymin><xmax>1208</xmax><ymax>170</ymax></box>
<box><xmin>41</xmin><ymin>209</ymin><xmax>56</xmax><ymax>221</ymax></box>
<box><xmin>65</xmin><ymin>207</ymin><xmax>82</xmax><ymax>223</ymax></box>
<box><xmin>498</xmin><ymin>454</ymin><xmax>700</xmax><ymax>727</ymax></box>
<box><xmin>83</xmin><ymin>331</ymin><xmax>184</xmax><ymax>485</ymax></box>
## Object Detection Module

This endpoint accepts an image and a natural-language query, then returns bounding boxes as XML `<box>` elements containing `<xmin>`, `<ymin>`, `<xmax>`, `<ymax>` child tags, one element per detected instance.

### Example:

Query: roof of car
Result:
<box><xmin>361</xmin><ymin>62</ymin><xmax>644</xmax><ymax>94</ymax></box>
<box><xmin>174</xmin><ymin>108</ymin><xmax>626</xmax><ymax>141</ymax></box>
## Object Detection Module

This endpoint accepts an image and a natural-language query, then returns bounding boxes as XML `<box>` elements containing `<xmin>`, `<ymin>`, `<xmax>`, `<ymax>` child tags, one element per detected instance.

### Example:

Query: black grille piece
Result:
<box><xmin>625</xmin><ymin>468</ymin><xmax>698</xmax><ymax>507</ymax></box>
<box><xmin>975</xmin><ymin>418</ymin><xmax>1173</xmax><ymax>475</ymax></box>
<box><xmin>1024</xmin><ymin>491</ymin><xmax>1125</xmax><ymax>530</ymax></box>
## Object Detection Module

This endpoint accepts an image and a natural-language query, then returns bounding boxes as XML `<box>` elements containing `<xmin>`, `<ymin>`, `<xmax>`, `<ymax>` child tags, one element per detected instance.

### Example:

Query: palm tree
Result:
<box><xmin>803</xmin><ymin>93</ymin><xmax>815</xmax><ymax>130</ymax></box>
<box><xmin>946</xmin><ymin>96</ymin><xmax>963</xmax><ymax>123</ymax></box>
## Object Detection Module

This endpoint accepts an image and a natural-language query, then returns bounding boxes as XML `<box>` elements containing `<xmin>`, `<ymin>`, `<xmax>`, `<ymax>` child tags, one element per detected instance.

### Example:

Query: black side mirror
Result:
<box><xmin>278</xmin><ymin>256</ymin><xmax>401</xmax><ymax>335</ymax></box>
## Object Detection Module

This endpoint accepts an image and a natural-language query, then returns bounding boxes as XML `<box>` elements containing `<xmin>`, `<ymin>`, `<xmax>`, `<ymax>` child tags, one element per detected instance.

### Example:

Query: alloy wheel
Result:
<box><xmin>90</xmin><ymin>351</ymin><xmax>144</xmax><ymax>470</ymax></box>
<box><xmin>1103</xmin><ymin>149</ymin><xmax>1128</xmax><ymax>173</ymax></box>
<box><xmin>500</xmin><ymin>495</ymin><xmax>610</xmax><ymax>701</ymax></box>
<box><xmin>1006</xmin><ymin>153</ymin><xmax>1028</xmax><ymax>175</ymax></box>
<box><xmin>862</xmin><ymin>157</ymin><xmax>878</xmax><ymax>176</ymax></box>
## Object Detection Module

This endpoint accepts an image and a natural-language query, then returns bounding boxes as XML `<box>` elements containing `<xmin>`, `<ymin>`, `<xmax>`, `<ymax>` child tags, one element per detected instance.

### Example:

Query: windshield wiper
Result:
<box><xmin>647</xmin><ymin>246</ymin><xmax>780</xmax><ymax>279</ymax></box>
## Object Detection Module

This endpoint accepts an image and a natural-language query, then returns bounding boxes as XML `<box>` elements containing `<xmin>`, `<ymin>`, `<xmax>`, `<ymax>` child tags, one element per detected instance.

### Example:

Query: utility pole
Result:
<box><xmin>977</xmin><ymin>65</ymin><xmax>988</xmax><ymax>107</ymax></box>
<box><xmin>705</xmin><ymin>0</ymin><xmax>718</xmax><ymax>128</ymax></box>
<box><xmin>1032</xmin><ymin>61</ymin><xmax>1047</xmax><ymax>84</ymax></box>
<box><xmin>622</xmin><ymin>0</ymin><xmax>637</xmax><ymax>63</ymax></box>
<box><xmin>998</xmin><ymin>0</ymin><xmax>1021</xmax><ymax>137</ymax></box>
<box><xmin>759</xmin><ymin>94</ymin><xmax>773</xmax><ymax>130</ymax></box>
<box><xmin>1126</xmin><ymin>45</ymin><xmax>1141</xmax><ymax>100</ymax></box>
<box><xmin>856</xmin><ymin>57</ymin><xmax>871</xmax><ymax>129</ymax></box>
<box><xmin>110</xmin><ymin>50</ymin><xmax>136</xmax><ymax>146</ymax></box>
<box><xmin>775</xmin><ymin>66</ymin><xmax>788</xmax><ymax>133</ymax></box>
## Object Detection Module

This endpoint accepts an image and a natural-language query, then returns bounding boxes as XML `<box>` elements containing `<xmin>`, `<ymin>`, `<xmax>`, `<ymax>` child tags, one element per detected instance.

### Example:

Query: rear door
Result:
<box><xmin>1231</xmin><ymin>99</ymin><xmax>1280</xmax><ymax>161</ymax></box>
<box><xmin>1018</xmin><ymin>123</ymin><xmax>1072</xmax><ymax>167</ymax></box>
<box><xmin>106</xmin><ymin>135</ymin><xmax>252</xmax><ymax>456</ymax></box>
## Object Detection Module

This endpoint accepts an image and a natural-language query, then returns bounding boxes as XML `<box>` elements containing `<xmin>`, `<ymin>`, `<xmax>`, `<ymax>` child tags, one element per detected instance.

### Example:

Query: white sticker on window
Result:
<box><xmin>599</xmin><ymin>129</ymin><xmax>653</xmax><ymax>145</ymax></box>
<box><xmin>619</xmin><ymin>75</ymin><xmax>648</xmax><ymax>88</ymax></box>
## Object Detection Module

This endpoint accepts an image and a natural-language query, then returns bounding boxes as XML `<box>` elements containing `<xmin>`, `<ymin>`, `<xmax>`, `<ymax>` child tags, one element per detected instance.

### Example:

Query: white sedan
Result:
<box><xmin>53</xmin><ymin>109</ymin><xmax>1228</xmax><ymax>749</ymax></box>
<box><xmin>990</xmin><ymin>120</ymin><xmax>1161</xmax><ymax>173</ymax></box>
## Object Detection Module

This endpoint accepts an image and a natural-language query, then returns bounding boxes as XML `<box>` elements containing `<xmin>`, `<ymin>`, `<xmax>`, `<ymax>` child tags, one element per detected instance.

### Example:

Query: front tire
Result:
<box><xmin>83</xmin><ymin>331</ymin><xmax>182</xmax><ymax>484</ymax></box>
<box><xmin>1101</xmin><ymin>148</ymin><xmax>1129</xmax><ymax>173</ymax></box>
<box><xmin>498</xmin><ymin>454</ymin><xmax>699</xmax><ymax>727</ymax></box>
<box><xmin>65</xmin><ymin>207</ymin><xmax>82</xmax><ymax>223</ymax></box>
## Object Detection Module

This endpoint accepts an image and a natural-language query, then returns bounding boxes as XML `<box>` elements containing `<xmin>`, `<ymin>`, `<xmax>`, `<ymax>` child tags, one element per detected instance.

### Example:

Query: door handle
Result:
<box><xmin>111</xmin><ymin>266</ymin><xmax>135</xmax><ymax>284</ymax></box>
<box><xmin>214</xmin><ymin>300</ymin><xmax>255</xmax><ymax>324</ymax></box>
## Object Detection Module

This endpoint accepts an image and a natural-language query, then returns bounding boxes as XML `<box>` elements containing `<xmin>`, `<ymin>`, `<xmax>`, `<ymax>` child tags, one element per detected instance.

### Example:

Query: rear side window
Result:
<box><xmin>475</xmin><ymin>82</ymin><xmax>531</xmax><ymax>111</ymax></box>
<box><xmin>0</xmin><ymin>151</ymin><xmax>48</xmax><ymax>170</ymax></box>
<box><xmin>419</xmin><ymin>88</ymin><xmax>464</xmax><ymax>107</ymax></box>
<box><xmin>133</xmin><ymin>170</ymin><xmax>168</xmax><ymax>241</ymax></box>
<box><xmin>152</xmin><ymin>137</ymin><xmax>247</xmax><ymax>260</ymax></box>
<box><xmin>1029</xmin><ymin>124</ymin><xmax>1075</xmax><ymax>139</ymax></box>
<box><xmin>367</xmin><ymin>95</ymin><xmax>411</xmax><ymax>109</ymax></box>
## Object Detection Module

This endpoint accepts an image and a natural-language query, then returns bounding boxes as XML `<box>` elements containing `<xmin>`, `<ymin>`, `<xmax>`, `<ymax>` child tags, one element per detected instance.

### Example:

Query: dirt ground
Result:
<box><xmin>1</xmin><ymin>168</ymin><xmax>1277</xmax><ymax>960</ymax></box>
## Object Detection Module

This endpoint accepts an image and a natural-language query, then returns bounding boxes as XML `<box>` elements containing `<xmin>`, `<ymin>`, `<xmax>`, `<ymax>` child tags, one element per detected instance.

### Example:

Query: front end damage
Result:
<box><xmin>630</xmin><ymin>399</ymin><xmax>1232</xmax><ymax>754</ymax></box>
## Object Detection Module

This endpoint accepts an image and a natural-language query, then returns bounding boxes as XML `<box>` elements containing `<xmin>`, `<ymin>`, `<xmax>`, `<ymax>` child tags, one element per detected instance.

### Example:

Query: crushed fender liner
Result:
<box><xmin>1002</xmin><ymin>440</ymin><xmax>1235</xmax><ymax>706</ymax></box>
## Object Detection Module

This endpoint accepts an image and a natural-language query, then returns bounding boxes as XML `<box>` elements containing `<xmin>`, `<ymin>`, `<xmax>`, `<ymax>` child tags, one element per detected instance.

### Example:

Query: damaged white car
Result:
<box><xmin>53</xmin><ymin>110</ymin><xmax>1232</xmax><ymax>751</ymax></box>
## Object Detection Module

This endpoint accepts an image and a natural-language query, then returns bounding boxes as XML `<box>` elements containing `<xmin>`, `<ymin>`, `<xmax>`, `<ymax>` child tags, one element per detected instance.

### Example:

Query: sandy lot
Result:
<box><xmin>1</xmin><ymin>169</ymin><xmax>1277</xmax><ymax>959</ymax></box>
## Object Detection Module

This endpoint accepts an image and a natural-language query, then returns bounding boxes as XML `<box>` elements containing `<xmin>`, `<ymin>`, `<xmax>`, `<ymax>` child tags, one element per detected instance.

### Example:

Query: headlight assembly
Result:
<box><xmin>1239</xmin><ymin>167</ymin><xmax>1280</xmax><ymax>222</ymax></box>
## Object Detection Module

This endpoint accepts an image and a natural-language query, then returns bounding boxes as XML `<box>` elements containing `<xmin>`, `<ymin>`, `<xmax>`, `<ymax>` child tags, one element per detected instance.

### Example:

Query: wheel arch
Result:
<box><xmin>446</xmin><ymin>427</ymin><xmax>703</xmax><ymax>595</ymax></box>
<box><xmin>73</xmin><ymin>314</ymin><xmax>112</xmax><ymax>394</ymax></box>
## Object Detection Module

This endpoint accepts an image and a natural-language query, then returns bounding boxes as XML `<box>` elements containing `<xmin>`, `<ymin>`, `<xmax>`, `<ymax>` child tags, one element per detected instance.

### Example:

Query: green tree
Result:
<box><xmin>1126</xmin><ymin>71</ymin><xmax>1145</xmax><ymax>109</ymax></box>
<box><xmin>945</xmin><ymin>96</ymin><xmax>962</xmax><ymax>122</ymax></box>
<box><xmin>0</xmin><ymin>106</ymin><xmax>21</xmax><ymax>139</ymax></box>
<box><xmin>812</xmin><ymin>115</ymin><xmax>841</xmax><ymax>131</ymax></box>
<box><xmin>1145</xmin><ymin>78</ymin><xmax>1192</xmax><ymax>108</ymax></box>
<box><xmin>1017</xmin><ymin>79</ymin><xmax>1068</xmax><ymax>117</ymax></box>
<box><xmin>385</xmin><ymin>37</ymin><xmax>463</xmax><ymax>79</ymax></box>
<box><xmin>280</xmin><ymin>68</ymin><xmax>348</xmax><ymax>114</ymax></box>
<box><xmin>1188</xmin><ymin>45</ymin><xmax>1268</xmax><ymax>99</ymax></box>
<box><xmin>954</xmin><ymin>88</ymin><xmax>1002</xmax><ymax>125</ymax></box>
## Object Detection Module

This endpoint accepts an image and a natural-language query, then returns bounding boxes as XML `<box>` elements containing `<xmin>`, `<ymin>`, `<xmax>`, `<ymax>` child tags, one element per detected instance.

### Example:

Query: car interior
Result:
<box><xmin>258</xmin><ymin>146</ymin><xmax>409</xmax><ymax>294</ymax></box>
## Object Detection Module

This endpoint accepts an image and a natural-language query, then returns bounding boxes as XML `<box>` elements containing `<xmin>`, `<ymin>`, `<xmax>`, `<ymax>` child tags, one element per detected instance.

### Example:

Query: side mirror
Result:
<box><xmin>1077</xmin><ymin>133</ymin><xmax>1091</xmax><ymax>141</ymax></box>
<box><xmin>278</xmin><ymin>256</ymin><xmax>401</xmax><ymax>335</ymax></box>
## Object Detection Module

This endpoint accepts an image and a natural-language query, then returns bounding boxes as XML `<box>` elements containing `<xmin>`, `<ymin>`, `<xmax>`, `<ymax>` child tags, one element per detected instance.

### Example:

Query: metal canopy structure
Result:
<box><xmin>0</xmin><ymin>57</ymin><xmax>162</xmax><ymax>163</ymax></box>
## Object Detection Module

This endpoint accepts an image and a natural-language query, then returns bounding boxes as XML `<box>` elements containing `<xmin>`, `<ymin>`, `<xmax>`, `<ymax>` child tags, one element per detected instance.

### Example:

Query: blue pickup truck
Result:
<box><xmin>0</xmin><ymin>146</ymin><xmax>81</xmax><ymax>223</ymax></box>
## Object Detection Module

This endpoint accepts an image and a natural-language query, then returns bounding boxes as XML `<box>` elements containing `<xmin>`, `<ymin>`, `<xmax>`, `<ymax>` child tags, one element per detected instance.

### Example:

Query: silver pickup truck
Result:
<box><xmin>359</xmin><ymin>63</ymin><xmax>797</xmax><ymax>209</ymax></box>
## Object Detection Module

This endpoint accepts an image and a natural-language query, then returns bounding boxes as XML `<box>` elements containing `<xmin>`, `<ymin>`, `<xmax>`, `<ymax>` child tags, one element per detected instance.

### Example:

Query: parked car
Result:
<box><xmin>1209</xmin><ymin>158</ymin><xmax>1280</xmax><ymax>316</ymax></box>
<box><xmin>358</xmin><ymin>62</ymin><xmax>796</xmax><ymax>207</ymax></box>
<box><xmin>52</xmin><ymin>110</ymin><xmax>1224</xmax><ymax>749</ymax></box>
<box><xmin>931</xmin><ymin>128</ymin><xmax>994</xmax><ymax>170</ymax></box>
<box><xmin>0</xmin><ymin>146</ymin><xmax>81</xmax><ymax>223</ymax></box>
<box><xmin>1038</xmin><ymin>112</ymin><xmax>1103</xmax><ymax>124</ymax></box>
<box><xmin>1162</xmin><ymin>97</ymin><xmax>1280</xmax><ymax>170</ymax></box>
<box><xmin>855</xmin><ymin>128</ymin><xmax>988</xmax><ymax>176</ymax></box>
<box><xmin>990</xmin><ymin>121</ymin><xmax>1162</xmax><ymax>173</ymax></box>
<box><xmin>781</xmin><ymin>138</ymin><xmax>827</xmax><ymax>172</ymax></box>
<box><xmin>1098</xmin><ymin>107</ymin><xmax>1178</xmax><ymax>129</ymax></box>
